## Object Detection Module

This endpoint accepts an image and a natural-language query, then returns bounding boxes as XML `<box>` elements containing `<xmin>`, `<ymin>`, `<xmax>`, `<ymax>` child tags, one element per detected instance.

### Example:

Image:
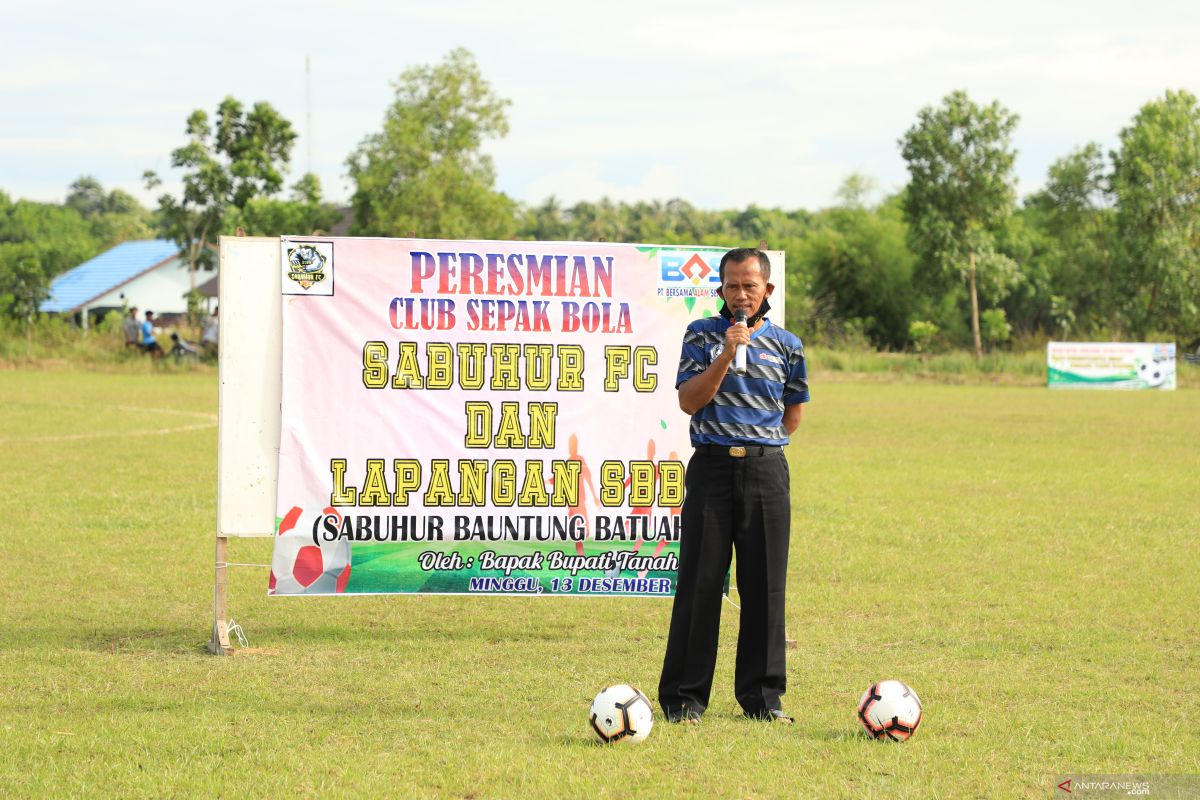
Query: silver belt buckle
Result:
<box><xmin>729</xmin><ymin>446</ymin><xmax>747</xmax><ymax>458</ymax></box>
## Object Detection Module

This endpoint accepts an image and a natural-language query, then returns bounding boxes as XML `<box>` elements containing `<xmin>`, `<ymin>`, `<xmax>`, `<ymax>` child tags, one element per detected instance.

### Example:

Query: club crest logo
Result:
<box><xmin>282</xmin><ymin>240</ymin><xmax>334</xmax><ymax>296</ymax></box>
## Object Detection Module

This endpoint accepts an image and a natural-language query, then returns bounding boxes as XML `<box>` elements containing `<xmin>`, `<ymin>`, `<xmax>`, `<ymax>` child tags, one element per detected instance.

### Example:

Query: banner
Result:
<box><xmin>1047</xmin><ymin>341</ymin><xmax>1176</xmax><ymax>390</ymax></box>
<box><xmin>270</xmin><ymin>237</ymin><xmax>785</xmax><ymax>596</ymax></box>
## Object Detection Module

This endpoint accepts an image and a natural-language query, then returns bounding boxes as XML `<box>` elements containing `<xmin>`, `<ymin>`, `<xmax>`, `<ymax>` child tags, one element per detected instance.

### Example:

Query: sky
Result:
<box><xmin>3</xmin><ymin>0</ymin><xmax>1199</xmax><ymax>213</ymax></box>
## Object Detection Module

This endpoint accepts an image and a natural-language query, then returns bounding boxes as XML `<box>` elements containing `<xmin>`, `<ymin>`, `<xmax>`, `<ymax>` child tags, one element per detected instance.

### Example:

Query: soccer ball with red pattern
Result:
<box><xmin>589</xmin><ymin>684</ymin><xmax>654</xmax><ymax>744</ymax></box>
<box><xmin>857</xmin><ymin>680</ymin><xmax>922</xmax><ymax>741</ymax></box>
<box><xmin>269</xmin><ymin>506</ymin><xmax>352</xmax><ymax>595</ymax></box>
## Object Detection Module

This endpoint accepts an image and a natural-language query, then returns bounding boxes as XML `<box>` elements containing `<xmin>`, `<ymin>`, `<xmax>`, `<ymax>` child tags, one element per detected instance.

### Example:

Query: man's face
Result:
<box><xmin>718</xmin><ymin>257</ymin><xmax>773</xmax><ymax>317</ymax></box>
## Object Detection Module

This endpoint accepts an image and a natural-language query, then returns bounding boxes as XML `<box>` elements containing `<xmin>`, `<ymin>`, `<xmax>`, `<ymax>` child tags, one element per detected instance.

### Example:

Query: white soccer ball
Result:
<box><xmin>589</xmin><ymin>684</ymin><xmax>654</xmax><ymax>744</ymax></box>
<box><xmin>857</xmin><ymin>680</ymin><xmax>923</xmax><ymax>741</ymax></box>
<box><xmin>269</xmin><ymin>506</ymin><xmax>352</xmax><ymax>595</ymax></box>
<box><xmin>1137</xmin><ymin>359</ymin><xmax>1166</xmax><ymax>387</ymax></box>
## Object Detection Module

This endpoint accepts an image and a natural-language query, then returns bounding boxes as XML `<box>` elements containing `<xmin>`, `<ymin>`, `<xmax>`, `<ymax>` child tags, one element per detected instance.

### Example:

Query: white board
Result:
<box><xmin>1047</xmin><ymin>341</ymin><xmax>1176</xmax><ymax>390</ymax></box>
<box><xmin>217</xmin><ymin>236</ymin><xmax>282</xmax><ymax>537</ymax></box>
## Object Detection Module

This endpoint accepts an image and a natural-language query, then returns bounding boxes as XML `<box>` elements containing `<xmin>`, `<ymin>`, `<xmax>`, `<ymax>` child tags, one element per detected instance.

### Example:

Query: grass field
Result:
<box><xmin>1</xmin><ymin>369</ymin><xmax>1198</xmax><ymax>798</ymax></box>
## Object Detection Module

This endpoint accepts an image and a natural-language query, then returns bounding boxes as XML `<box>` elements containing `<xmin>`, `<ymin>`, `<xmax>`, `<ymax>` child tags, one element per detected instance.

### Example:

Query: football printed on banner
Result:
<box><xmin>269</xmin><ymin>506</ymin><xmax>351</xmax><ymax>594</ymax></box>
<box><xmin>282</xmin><ymin>240</ymin><xmax>335</xmax><ymax>295</ymax></box>
<box><xmin>1137</xmin><ymin>358</ymin><xmax>1169</xmax><ymax>388</ymax></box>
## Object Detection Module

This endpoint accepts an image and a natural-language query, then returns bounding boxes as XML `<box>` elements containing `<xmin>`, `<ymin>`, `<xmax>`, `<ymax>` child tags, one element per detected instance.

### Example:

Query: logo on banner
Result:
<box><xmin>283</xmin><ymin>241</ymin><xmax>335</xmax><ymax>295</ymax></box>
<box><xmin>657</xmin><ymin>249</ymin><xmax>721</xmax><ymax>295</ymax></box>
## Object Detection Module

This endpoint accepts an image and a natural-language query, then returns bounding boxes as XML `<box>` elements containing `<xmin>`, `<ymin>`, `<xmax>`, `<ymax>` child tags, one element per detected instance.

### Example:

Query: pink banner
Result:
<box><xmin>270</xmin><ymin>237</ymin><xmax>776</xmax><ymax>596</ymax></box>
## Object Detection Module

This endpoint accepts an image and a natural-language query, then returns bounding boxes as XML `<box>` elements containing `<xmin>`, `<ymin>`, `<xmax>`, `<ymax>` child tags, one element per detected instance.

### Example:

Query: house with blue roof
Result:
<box><xmin>41</xmin><ymin>239</ymin><xmax>214</xmax><ymax>327</ymax></box>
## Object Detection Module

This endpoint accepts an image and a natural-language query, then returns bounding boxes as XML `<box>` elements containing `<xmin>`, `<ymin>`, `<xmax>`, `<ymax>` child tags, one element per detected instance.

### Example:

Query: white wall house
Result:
<box><xmin>41</xmin><ymin>240</ymin><xmax>216</xmax><ymax>327</ymax></box>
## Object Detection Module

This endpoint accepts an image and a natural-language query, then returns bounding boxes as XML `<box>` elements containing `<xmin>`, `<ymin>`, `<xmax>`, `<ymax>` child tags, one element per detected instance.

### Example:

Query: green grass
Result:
<box><xmin>809</xmin><ymin>346</ymin><xmax>1051</xmax><ymax>382</ymax></box>
<box><xmin>809</xmin><ymin>345</ymin><xmax>1200</xmax><ymax>389</ymax></box>
<box><xmin>1</xmin><ymin>371</ymin><xmax>1197</xmax><ymax>798</ymax></box>
<box><xmin>0</xmin><ymin>316</ymin><xmax>214</xmax><ymax>372</ymax></box>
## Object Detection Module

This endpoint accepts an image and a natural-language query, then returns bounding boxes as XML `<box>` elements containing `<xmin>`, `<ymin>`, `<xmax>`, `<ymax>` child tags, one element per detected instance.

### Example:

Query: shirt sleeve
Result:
<box><xmin>675</xmin><ymin>323</ymin><xmax>707</xmax><ymax>389</ymax></box>
<box><xmin>782</xmin><ymin>339</ymin><xmax>810</xmax><ymax>405</ymax></box>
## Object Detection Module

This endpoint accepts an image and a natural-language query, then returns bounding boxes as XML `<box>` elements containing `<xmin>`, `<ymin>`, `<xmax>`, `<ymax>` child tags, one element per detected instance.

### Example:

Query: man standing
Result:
<box><xmin>201</xmin><ymin>305</ymin><xmax>219</xmax><ymax>358</ymax></box>
<box><xmin>658</xmin><ymin>247</ymin><xmax>809</xmax><ymax>725</ymax></box>
<box><xmin>123</xmin><ymin>307</ymin><xmax>141</xmax><ymax>349</ymax></box>
<box><xmin>141</xmin><ymin>310</ymin><xmax>164</xmax><ymax>359</ymax></box>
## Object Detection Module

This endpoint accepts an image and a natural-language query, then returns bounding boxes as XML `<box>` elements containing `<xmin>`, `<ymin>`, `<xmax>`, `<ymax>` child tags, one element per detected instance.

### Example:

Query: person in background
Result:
<box><xmin>201</xmin><ymin>305</ymin><xmax>219</xmax><ymax>358</ymax></box>
<box><xmin>123</xmin><ymin>307</ymin><xmax>141</xmax><ymax>349</ymax></box>
<box><xmin>141</xmin><ymin>311</ymin><xmax>164</xmax><ymax>359</ymax></box>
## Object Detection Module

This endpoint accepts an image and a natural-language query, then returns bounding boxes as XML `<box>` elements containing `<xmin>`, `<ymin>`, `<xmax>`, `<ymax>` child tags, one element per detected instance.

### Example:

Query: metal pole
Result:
<box><xmin>305</xmin><ymin>55</ymin><xmax>313</xmax><ymax>176</ymax></box>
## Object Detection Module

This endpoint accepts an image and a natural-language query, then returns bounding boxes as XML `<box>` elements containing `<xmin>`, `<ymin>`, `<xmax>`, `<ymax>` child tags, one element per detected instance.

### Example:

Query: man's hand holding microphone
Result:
<box><xmin>727</xmin><ymin>309</ymin><xmax>749</xmax><ymax>375</ymax></box>
<box><xmin>678</xmin><ymin>309</ymin><xmax>752</xmax><ymax>415</ymax></box>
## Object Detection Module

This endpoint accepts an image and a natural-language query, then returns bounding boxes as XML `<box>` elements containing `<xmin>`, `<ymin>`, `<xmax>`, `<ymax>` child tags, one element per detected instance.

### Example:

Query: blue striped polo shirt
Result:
<box><xmin>676</xmin><ymin>316</ymin><xmax>809</xmax><ymax>446</ymax></box>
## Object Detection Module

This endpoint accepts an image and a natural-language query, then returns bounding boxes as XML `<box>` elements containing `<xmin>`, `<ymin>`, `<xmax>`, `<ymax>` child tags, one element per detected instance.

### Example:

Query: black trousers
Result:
<box><xmin>658</xmin><ymin>447</ymin><xmax>791</xmax><ymax>718</ymax></box>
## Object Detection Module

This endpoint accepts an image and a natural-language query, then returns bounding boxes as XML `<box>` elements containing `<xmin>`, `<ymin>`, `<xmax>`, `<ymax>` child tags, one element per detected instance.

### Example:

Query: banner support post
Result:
<box><xmin>209</xmin><ymin>534</ymin><xmax>233</xmax><ymax>654</ymax></box>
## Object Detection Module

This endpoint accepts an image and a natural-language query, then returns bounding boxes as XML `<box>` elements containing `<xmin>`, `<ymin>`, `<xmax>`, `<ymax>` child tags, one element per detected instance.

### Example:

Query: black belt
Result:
<box><xmin>694</xmin><ymin>444</ymin><xmax>782</xmax><ymax>458</ymax></box>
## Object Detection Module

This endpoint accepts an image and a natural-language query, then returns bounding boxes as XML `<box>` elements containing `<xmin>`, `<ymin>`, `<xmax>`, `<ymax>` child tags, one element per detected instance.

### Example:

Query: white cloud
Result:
<box><xmin>522</xmin><ymin>162</ymin><xmax>684</xmax><ymax>205</ymax></box>
<box><xmin>0</xmin><ymin>130</ymin><xmax>172</xmax><ymax>159</ymax></box>
<box><xmin>2</xmin><ymin>0</ymin><xmax>1199</xmax><ymax>210</ymax></box>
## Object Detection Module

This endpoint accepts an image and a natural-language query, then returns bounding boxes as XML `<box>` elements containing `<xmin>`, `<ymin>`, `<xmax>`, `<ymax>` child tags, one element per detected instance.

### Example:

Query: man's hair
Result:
<box><xmin>719</xmin><ymin>248</ymin><xmax>771</xmax><ymax>284</ymax></box>
<box><xmin>145</xmin><ymin>311</ymin><xmax>154</xmax><ymax>318</ymax></box>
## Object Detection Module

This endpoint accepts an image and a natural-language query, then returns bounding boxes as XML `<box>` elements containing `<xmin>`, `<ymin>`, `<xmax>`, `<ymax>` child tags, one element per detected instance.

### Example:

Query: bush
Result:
<box><xmin>981</xmin><ymin>308</ymin><xmax>1012</xmax><ymax>349</ymax></box>
<box><xmin>908</xmin><ymin>320</ymin><xmax>939</xmax><ymax>353</ymax></box>
<box><xmin>0</xmin><ymin>314</ymin><xmax>209</xmax><ymax>371</ymax></box>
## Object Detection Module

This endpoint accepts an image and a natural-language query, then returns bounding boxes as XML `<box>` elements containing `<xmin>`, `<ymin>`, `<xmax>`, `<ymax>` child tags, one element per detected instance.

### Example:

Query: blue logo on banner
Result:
<box><xmin>659</xmin><ymin>252</ymin><xmax>722</xmax><ymax>287</ymax></box>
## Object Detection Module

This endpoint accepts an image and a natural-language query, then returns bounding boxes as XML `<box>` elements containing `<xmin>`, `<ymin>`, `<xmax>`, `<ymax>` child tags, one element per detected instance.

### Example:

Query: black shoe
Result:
<box><xmin>666</xmin><ymin>708</ymin><xmax>702</xmax><ymax>724</ymax></box>
<box><xmin>744</xmin><ymin>708</ymin><xmax>793</xmax><ymax>724</ymax></box>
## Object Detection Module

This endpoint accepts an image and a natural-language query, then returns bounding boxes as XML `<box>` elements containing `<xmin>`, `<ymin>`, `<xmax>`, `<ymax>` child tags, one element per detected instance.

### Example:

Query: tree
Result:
<box><xmin>565</xmin><ymin>199</ymin><xmax>625</xmax><ymax>242</ymax></box>
<box><xmin>347</xmin><ymin>48</ymin><xmax>516</xmax><ymax>238</ymax></box>
<box><xmin>0</xmin><ymin>199</ymin><xmax>94</xmax><ymax>262</ymax></box>
<box><xmin>992</xmin><ymin>207</ymin><xmax>1055</xmax><ymax>336</ymax></box>
<box><xmin>1038</xmin><ymin>143</ymin><xmax>1110</xmax><ymax>217</ymax></box>
<box><xmin>800</xmin><ymin>189</ymin><xmax>917</xmax><ymax>349</ymax></box>
<box><xmin>1110</xmin><ymin>89</ymin><xmax>1200</xmax><ymax>338</ymax></box>
<box><xmin>519</xmin><ymin>196</ymin><xmax>571</xmax><ymax>241</ymax></box>
<box><xmin>1020</xmin><ymin>144</ymin><xmax>1116</xmax><ymax>334</ymax></box>
<box><xmin>0</xmin><ymin>242</ymin><xmax>50</xmax><ymax>330</ymax></box>
<box><xmin>0</xmin><ymin>190</ymin><xmax>83</xmax><ymax>324</ymax></box>
<box><xmin>900</xmin><ymin>91</ymin><xmax>1019</xmax><ymax>358</ymax></box>
<box><xmin>225</xmin><ymin>173</ymin><xmax>342</xmax><ymax>237</ymax></box>
<box><xmin>66</xmin><ymin>175</ymin><xmax>154</xmax><ymax>245</ymax></box>
<box><xmin>980</xmin><ymin>307</ymin><xmax>1011</xmax><ymax>349</ymax></box>
<box><xmin>64</xmin><ymin>176</ymin><xmax>108</xmax><ymax>218</ymax></box>
<box><xmin>144</xmin><ymin>97</ymin><xmax>297</xmax><ymax>301</ymax></box>
<box><xmin>834</xmin><ymin>172</ymin><xmax>878</xmax><ymax>208</ymax></box>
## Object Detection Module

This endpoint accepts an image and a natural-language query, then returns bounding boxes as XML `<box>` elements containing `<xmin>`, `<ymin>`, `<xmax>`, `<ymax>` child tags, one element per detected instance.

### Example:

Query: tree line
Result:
<box><xmin>2</xmin><ymin>48</ymin><xmax>1197</xmax><ymax>352</ymax></box>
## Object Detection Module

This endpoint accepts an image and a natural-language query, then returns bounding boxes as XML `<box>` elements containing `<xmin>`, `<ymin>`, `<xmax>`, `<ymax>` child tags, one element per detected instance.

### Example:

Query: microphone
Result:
<box><xmin>733</xmin><ymin>310</ymin><xmax>748</xmax><ymax>375</ymax></box>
